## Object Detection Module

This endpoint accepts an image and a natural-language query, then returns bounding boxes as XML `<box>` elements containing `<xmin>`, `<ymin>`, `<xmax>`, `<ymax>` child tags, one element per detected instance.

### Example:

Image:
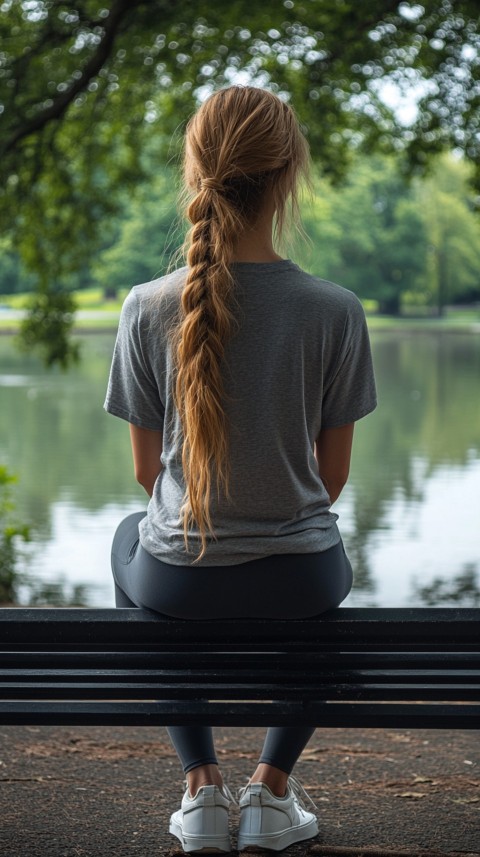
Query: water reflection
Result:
<box><xmin>339</xmin><ymin>456</ymin><xmax>480</xmax><ymax>607</ymax></box>
<box><xmin>0</xmin><ymin>331</ymin><xmax>479</xmax><ymax>607</ymax></box>
<box><xmin>413</xmin><ymin>564</ymin><xmax>480</xmax><ymax>607</ymax></box>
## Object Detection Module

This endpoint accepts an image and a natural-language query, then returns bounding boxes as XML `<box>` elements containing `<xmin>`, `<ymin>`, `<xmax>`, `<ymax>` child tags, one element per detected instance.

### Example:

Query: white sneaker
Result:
<box><xmin>237</xmin><ymin>776</ymin><xmax>318</xmax><ymax>852</ymax></box>
<box><xmin>169</xmin><ymin>783</ymin><xmax>234</xmax><ymax>853</ymax></box>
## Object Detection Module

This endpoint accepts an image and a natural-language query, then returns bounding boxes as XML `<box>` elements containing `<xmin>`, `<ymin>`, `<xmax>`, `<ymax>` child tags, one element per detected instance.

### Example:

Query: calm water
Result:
<box><xmin>1</xmin><ymin>331</ymin><xmax>479</xmax><ymax>607</ymax></box>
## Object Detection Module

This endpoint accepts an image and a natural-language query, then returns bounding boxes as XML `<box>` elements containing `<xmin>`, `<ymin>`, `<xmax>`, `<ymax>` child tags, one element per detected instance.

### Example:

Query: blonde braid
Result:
<box><xmin>174</xmin><ymin>187</ymin><xmax>238</xmax><ymax>559</ymax></box>
<box><xmin>173</xmin><ymin>86</ymin><xmax>310</xmax><ymax>561</ymax></box>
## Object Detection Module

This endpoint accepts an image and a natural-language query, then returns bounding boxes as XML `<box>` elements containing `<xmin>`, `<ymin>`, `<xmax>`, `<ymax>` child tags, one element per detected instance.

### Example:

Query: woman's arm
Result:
<box><xmin>315</xmin><ymin>423</ymin><xmax>355</xmax><ymax>504</ymax></box>
<box><xmin>129</xmin><ymin>424</ymin><xmax>163</xmax><ymax>497</ymax></box>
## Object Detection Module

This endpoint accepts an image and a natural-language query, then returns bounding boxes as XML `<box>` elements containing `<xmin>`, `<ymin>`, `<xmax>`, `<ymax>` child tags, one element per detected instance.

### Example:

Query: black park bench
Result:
<box><xmin>0</xmin><ymin>607</ymin><xmax>479</xmax><ymax>729</ymax></box>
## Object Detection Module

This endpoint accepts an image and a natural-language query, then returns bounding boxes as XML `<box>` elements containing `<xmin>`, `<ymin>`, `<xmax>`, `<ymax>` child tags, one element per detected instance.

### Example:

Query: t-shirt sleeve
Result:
<box><xmin>321</xmin><ymin>294</ymin><xmax>377</xmax><ymax>428</ymax></box>
<box><xmin>104</xmin><ymin>289</ymin><xmax>165</xmax><ymax>430</ymax></box>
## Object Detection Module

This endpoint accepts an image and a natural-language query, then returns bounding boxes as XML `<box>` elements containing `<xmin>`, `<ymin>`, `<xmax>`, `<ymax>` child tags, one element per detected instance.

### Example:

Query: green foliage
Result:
<box><xmin>416</xmin><ymin>155</ymin><xmax>480</xmax><ymax>314</ymax></box>
<box><xmin>302</xmin><ymin>158</ymin><xmax>427</xmax><ymax>313</ymax></box>
<box><xmin>0</xmin><ymin>237</ymin><xmax>37</xmax><ymax>295</ymax></box>
<box><xmin>299</xmin><ymin>152</ymin><xmax>480</xmax><ymax>314</ymax></box>
<box><xmin>1</xmin><ymin>1</ymin><xmax>479</xmax><ymax>363</ymax></box>
<box><xmin>3</xmin><ymin>153</ymin><xmax>480</xmax><ymax>326</ymax></box>
<box><xmin>3</xmin><ymin>0</ymin><xmax>480</xmax><ymax>201</ymax></box>
<box><xmin>18</xmin><ymin>289</ymin><xmax>81</xmax><ymax>368</ymax></box>
<box><xmin>0</xmin><ymin>465</ymin><xmax>30</xmax><ymax>604</ymax></box>
<box><xmin>87</xmin><ymin>152</ymin><xmax>480</xmax><ymax>317</ymax></box>
<box><xmin>93</xmin><ymin>167</ymin><xmax>181</xmax><ymax>291</ymax></box>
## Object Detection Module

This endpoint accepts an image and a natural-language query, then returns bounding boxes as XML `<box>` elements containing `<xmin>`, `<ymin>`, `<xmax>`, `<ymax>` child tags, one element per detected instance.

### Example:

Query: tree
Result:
<box><xmin>0</xmin><ymin>466</ymin><xmax>30</xmax><ymax>604</ymax></box>
<box><xmin>1</xmin><ymin>0</ymin><xmax>479</xmax><ymax>361</ymax></box>
<box><xmin>298</xmin><ymin>153</ymin><xmax>480</xmax><ymax>314</ymax></box>
<box><xmin>93</xmin><ymin>166</ymin><xmax>180</xmax><ymax>293</ymax></box>
<box><xmin>416</xmin><ymin>154</ymin><xmax>480</xmax><ymax>315</ymax></box>
<box><xmin>301</xmin><ymin>158</ymin><xmax>427</xmax><ymax>313</ymax></box>
<box><xmin>0</xmin><ymin>237</ymin><xmax>36</xmax><ymax>294</ymax></box>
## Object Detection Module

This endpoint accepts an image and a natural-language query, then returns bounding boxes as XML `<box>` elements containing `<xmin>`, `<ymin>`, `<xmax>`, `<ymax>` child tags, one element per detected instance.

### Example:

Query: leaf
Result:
<box><xmin>451</xmin><ymin>797</ymin><xmax>480</xmax><ymax>804</ymax></box>
<box><xmin>394</xmin><ymin>791</ymin><xmax>427</xmax><ymax>799</ymax></box>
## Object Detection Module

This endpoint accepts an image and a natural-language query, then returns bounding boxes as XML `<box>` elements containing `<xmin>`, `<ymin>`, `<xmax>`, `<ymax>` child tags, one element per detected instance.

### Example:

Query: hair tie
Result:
<box><xmin>200</xmin><ymin>176</ymin><xmax>224</xmax><ymax>193</ymax></box>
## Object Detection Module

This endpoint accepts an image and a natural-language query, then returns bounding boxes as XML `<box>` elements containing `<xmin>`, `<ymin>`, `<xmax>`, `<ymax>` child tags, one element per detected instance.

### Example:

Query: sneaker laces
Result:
<box><xmin>287</xmin><ymin>775</ymin><xmax>317</xmax><ymax>811</ymax></box>
<box><xmin>221</xmin><ymin>782</ymin><xmax>238</xmax><ymax>805</ymax></box>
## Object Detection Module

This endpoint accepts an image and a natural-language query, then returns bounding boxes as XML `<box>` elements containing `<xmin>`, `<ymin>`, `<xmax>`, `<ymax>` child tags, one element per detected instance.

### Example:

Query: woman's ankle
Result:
<box><xmin>249</xmin><ymin>763</ymin><xmax>288</xmax><ymax>798</ymax></box>
<box><xmin>187</xmin><ymin>763</ymin><xmax>223</xmax><ymax>797</ymax></box>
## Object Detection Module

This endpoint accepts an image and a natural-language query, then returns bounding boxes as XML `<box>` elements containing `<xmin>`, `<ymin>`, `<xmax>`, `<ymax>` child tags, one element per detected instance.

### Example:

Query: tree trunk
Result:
<box><xmin>378</xmin><ymin>293</ymin><xmax>401</xmax><ymax>315</ymax></box>
<box><xmin>437</xmin><ymin>249</ymin><xmax>447</xmax><ymax>317</ymax></box>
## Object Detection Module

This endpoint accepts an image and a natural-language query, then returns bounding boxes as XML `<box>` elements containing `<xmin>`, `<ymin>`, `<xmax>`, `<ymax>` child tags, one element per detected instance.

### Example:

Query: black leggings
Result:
<box><xmin>112</xmin><ymin>511</ymin><xmax>353</xmax><ymax>775</ymax></box>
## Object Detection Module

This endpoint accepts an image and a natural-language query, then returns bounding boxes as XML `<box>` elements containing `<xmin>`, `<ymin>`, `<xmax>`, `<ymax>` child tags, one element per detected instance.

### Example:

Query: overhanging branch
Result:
<box><xmin>3</xmin><ymin>0</ymin><xmax>142</xmax><ymax>155</ymax></box>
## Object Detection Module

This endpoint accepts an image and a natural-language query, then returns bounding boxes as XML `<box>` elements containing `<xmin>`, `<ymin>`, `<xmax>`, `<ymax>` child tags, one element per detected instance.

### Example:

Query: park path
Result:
<box><xmin>0</xmin><ymin>725</ymin><xmax>478</xmax><ymax>856</ymax></box>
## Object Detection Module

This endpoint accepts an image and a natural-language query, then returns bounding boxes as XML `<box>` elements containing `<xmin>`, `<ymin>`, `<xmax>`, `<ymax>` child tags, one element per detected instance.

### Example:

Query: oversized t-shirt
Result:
<box><xmin>104</xmin><ymin>259</ymin><xmax>377</xmax><ymax>565</ymax></box>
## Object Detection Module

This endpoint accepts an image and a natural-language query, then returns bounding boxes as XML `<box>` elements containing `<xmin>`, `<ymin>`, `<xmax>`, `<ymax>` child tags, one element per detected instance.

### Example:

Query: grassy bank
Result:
<box><xmin>1</xmin><ymin>288</ymin><xmax>480</xmax><ymax>334</ymax></box>
<box><xmin>1</xmin><ymin>287</ymin><xmax>129</xmax><ymax>312</ymax></box>
<box><xmin>366</xmin><ymin>312</ymin><xmax>480</xmax><ymax>333</ymax></box>
<box><xmin>0</xmin><ymin>287</ymin><xmax>126</xmax><ymax>333</ymax></box>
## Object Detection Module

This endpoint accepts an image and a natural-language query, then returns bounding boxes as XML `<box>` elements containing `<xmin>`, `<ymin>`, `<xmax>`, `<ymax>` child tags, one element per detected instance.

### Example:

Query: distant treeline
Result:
<box><xmin>2</xmin><ymin>152</ymin><xmax>479</xmax><ymax>316</ymax></box>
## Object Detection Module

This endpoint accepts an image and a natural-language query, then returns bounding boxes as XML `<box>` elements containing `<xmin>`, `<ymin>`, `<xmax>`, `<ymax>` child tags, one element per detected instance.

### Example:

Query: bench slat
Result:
<box><xmin>0</xmin><ymin>651</ymin><xmax>478</xmax><ymax>669</ymax></box>
<box><xmin>1</xmin><ymin>668</ymin><xmax>479</xmax><ymax>685</ymax></box>
<box><xmin>1</xmin><ymin>608</ymin><xmax>479</xmax><ymax>648</ymax></box>
<box><xmin>1</xmin><ymin>682</ymin><xmax>479</xmax><ymax>701</ymax></box>
<box><xmin>0</xmin><ymin>700</ymin><xmax>478</xmax><ymax>728</ymax></box>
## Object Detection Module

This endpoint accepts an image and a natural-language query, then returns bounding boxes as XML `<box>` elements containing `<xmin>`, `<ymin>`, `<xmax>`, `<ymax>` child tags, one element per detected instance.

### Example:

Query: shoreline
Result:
<box><xmin>0</xmin><ymin>325</ymin><xmax>118</xmax><ymax>336</ymax></box>
<box><xmin>2</xmin><ymin>322</ymin><xmax>480</xmax><ymax>336</ymax></box>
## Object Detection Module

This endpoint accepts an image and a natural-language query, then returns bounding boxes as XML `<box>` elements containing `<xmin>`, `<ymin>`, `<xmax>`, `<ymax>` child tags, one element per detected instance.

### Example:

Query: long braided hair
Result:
<box><xmin>173</xmin><ymin>86</ymin><xmax>309</xmax><ymax>560</ymax></box>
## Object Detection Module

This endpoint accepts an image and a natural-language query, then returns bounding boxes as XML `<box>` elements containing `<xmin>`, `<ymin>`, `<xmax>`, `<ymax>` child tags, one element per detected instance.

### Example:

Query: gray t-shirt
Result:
<box><xmin>104</xmin><ymin>259</ymin><xmax>377</xmax><ymax>565</ymax></box>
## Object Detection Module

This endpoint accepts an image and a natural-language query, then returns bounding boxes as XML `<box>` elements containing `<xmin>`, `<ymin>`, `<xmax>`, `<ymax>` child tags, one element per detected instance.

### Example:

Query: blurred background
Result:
<box><xmin>0</xmin><ymin>0</ymin><xmax>479</xmax><ymax>607</ymax></box>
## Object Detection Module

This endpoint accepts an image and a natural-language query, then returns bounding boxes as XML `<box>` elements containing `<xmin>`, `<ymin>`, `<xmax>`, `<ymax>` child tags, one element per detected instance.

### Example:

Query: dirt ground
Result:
<box><xmin>0</xmin><ymin>725</ymin><xmax>478</xmax><ymax>857</ymax></box>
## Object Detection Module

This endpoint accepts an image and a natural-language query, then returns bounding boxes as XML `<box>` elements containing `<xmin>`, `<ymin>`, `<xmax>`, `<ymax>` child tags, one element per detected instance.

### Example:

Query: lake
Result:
<box><xmin>1</xmin><ymin>330</ymin><xmax>479</xmax><ymax>607</ymax></box>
